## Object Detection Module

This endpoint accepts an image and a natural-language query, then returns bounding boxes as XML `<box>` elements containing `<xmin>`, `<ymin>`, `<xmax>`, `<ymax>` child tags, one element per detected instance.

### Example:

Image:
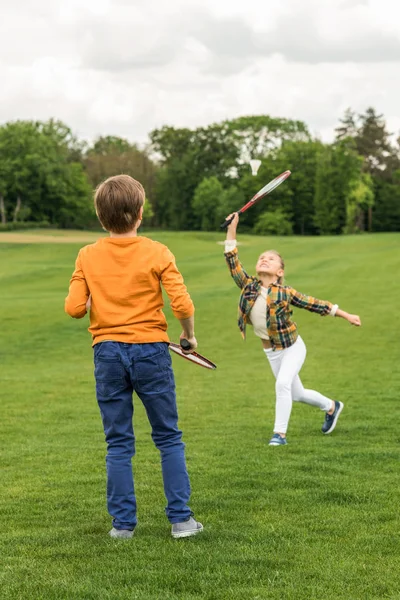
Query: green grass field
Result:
<box><xmin>1</xmin><ymin>230</ymin><xmax>399</xmax><ymax>600</ymax></box>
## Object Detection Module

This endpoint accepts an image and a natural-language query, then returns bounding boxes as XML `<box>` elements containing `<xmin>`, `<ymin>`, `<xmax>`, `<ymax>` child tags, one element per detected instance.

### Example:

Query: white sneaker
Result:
<box><xmin>109</xmin><ymin>527</ymin><xmax>134</xmax><ymax>539</ymax></box>
<box><xmin>171</xmin><ymin>517</ymin><xmax>203</xmax><ymax>539</ymax></box>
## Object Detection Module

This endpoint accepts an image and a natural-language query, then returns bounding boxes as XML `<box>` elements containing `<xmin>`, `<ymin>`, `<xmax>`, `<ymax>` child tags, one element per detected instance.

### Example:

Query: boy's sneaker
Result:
<box><xmin>171</xmin><ymin>516</ymin><xmax>203</xmax><ymax>539</ymax></box>
<box><xmin>322</xmin><ymin>401</ymin><xmax>344</xmax><ymax>434</ymax></box>
<box><xmin>269</xmin><ymin>433</ymin><xmax>287</xmax><ymax>446</ymax></box>
<box><xmin>109</xmin><ymin>527</ymin><xmax>134</xmax><ymax>539</ymax></box>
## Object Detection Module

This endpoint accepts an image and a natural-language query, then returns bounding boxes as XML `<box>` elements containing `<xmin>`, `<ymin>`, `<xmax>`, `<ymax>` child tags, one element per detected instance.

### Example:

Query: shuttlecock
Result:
<box><xmin>249</xmin><ymin>159</ymin><xmax>261</xmax><ymax>176</ymax></box>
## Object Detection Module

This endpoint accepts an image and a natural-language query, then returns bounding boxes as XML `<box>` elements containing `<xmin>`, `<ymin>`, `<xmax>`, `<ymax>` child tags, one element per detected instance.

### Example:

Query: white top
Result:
<box><xmin>224</xmin><ymin>240</ymin><xmax>338</xmax><ymax>340</ymax></box>
<box><xmin>249</xmin><ymin>286</ymin><xmax>269</xmax><ymax>340</ymax></box>
<box><xmin>225</xmin><ymin>239</ymin><xmax>268</xmax><ymax>339</ymax></box>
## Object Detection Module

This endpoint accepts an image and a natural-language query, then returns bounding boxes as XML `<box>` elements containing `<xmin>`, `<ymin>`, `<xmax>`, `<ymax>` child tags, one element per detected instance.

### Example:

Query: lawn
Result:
<box><xmin>0</xmin><ymin>230</ymin><xmax>399</xmax><ymax>600</ymax></box>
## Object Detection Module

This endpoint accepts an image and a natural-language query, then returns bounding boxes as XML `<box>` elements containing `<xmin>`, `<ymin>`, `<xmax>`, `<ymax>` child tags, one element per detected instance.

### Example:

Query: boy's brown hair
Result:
<box><xmin>94</xmin><ymin>174</ymin><xmax>145</xmax><ymax>233</ymax></box>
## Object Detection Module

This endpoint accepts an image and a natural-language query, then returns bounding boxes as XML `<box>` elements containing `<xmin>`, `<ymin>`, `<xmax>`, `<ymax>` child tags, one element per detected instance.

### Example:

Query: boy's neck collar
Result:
<box><xmin>109</xmin><ymin>229</ymin><xmax>139</xmax><ymax>238</ymax></box>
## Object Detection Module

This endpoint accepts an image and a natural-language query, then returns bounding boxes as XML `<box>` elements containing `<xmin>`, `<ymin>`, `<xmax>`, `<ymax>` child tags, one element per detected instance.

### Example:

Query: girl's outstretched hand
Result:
<box><xmin>347</xmin><ymin>314</ymin><xmax>361</xmax><ymax>326</ymax></box>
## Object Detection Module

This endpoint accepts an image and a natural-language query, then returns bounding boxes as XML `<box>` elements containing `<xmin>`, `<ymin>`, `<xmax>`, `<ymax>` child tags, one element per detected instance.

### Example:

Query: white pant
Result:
<box><xmin>264</xmin><ymin>336</ymin><xmax>333</xmax><ymax>434</ymax></box>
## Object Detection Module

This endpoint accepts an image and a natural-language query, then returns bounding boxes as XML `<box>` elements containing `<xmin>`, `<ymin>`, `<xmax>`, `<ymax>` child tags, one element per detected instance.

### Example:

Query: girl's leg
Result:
<box><xmin>264</xmin><ymin>348</ymin><xmax>284</xmax><ymax>432</ymax></box>
<box><xmin>265</xmin><ymin>337</ymin><xmax>306</xmax><ymax>435</ymax></box>
<box><xmin>291</xmin><ymin>376</ymin><xmax>333</xmax><ymax>412</ymax></box>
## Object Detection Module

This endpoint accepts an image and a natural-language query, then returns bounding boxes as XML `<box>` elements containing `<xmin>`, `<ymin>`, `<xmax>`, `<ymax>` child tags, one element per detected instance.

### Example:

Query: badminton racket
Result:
<box><xmin>169</xmin><ymin>339</ymin><xmax>217</xmax><ymax>370</ymax></box>
<box><xmin>221</xmin><ymin>170</ymin><xmax>291</xmax><ymax>229</ymax></box>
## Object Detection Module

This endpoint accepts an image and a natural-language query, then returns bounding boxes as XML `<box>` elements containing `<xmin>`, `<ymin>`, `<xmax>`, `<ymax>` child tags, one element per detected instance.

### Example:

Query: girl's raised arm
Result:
<box><xmin>224</xmin><ymin>213</ymin><xmax>253</xmax><ymax>289</ymax></box>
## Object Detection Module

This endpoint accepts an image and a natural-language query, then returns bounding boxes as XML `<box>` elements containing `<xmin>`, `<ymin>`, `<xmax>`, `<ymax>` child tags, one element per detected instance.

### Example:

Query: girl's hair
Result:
<box><xmin>268</xmin><ymin>249</ymin><xmax>285</xmax><ymax>285</ymax></box>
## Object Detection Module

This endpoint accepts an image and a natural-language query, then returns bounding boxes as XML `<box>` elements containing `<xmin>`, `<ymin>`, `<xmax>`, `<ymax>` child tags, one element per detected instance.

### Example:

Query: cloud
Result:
<box><xmin>255</xmin><ymin>5</ymin><xmax>400</xmax><ymax>64</ymax></box>
<box><xmin>0</xmin><ymin>0</ymin><xmax>400</xmax><ymax>146</ymax></box>
<box><xmin>189</xmin><ymin>6</ymin><xmax>400</xmax><ymax>74</ymax></box>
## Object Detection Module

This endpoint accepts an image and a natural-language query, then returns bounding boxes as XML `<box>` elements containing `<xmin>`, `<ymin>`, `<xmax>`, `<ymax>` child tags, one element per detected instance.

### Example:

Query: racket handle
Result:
<box><xmin>180</xmin><ymin>339</ymin><xmax>191</xmax><ymax>351</ymax></box>
<box><xmin>220</xmin><ymin>211</ymin><xmax>241</xmax><ymax>229</ymax></box>
<box><xmin>220</xmin><ymin>216</ymin><xmax>233</xmax><ymax>229</ymax></box>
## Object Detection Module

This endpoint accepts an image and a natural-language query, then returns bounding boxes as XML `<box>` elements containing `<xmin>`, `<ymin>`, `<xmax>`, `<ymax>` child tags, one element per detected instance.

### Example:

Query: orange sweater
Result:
<box><xmin>65</xmin><ymin>236</ymin><xmax>194</xmax><ymax>345</ymax></box>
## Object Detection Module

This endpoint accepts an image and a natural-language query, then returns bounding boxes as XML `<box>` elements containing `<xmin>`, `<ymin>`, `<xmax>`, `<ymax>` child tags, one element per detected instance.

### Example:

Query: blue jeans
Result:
<box><xmin>94</xmin><ymin>341</ymin><xmax>192</xmax><ymax>530</ymax></box>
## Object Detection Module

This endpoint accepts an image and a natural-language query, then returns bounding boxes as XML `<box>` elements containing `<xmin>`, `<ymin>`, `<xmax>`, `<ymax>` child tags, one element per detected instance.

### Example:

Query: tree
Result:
<box><xmin>88</xmin><ymin>136</ymin><xmax>132</xmax><ymax>156</ymax></box>
<box><xmin>335</xmin><ymin>108</ymin><xmax>358</xmax><ymax>141</ymax></box>
<box><xmin>356</xmin><ymin>108</ymin><xmax>394</xmax><ymax>174</ymax></box>
<box><xmin>150</xmin><ymin>127</ymin><xmax>194</xmax><ymax>163</ymax></box>
<box><xmin>85</xmin><ymin>136</ymin><xmax>158</xmax><ymax>223</ymax></box>
<box><xmin>224</xmin><ymin>115</ymin><xmax>310</xmax><ymax>169</ymax></box>
<box><xmin>273</xmin><ymin>140</ymin><xmax>324</xmax><ymax>235</ymax></box>
<box><xmin>216</xmin><ymin>186</ymin><xmax>245</xmax><ymax>228</ymax></box>
<box><xmin>50</xmin><ymin>162</ymin><xmax>94</xmax><ymax>228</ymax></box>
<box><xmin>150</xmin><ymin>115</ymin><xmax>310</xmax><ymax>230</ymax></box>
<box><xmin>0</xmin><ymin>110</ymin><xmax>396</xmax><ymax>234</ymax></box>
<box><xmin>151</xmin><ymin>123</ymin><xmax>240</xmax><ymax>229</ymax></box>
<box><xmin>40</xmin><ymin>119</ymin><xmax>86</xmax><ymax>163</ymax></box>
<box><xmin>335</xmin><ymin>107</ymin><xmax>400</xmax><ymax>231</ymax></box>
<box><xmin>191</xmin><ymin>178</ymin><xmax>245</xmax><ymax>231</ymax></box>
<box><xmin>0</xmin><ymin>158</ymin><xmax>7</xmax><ymax>223</ymax></box>
<box><xmin>372</xmin><ymin>172</ymin><xmax>400</xmax><ymax>232</ymax></box>
<box><xmin>153</xmin><ymin>159</ymin><xmax>195</xmax><ymax>229</ymax></box>
<box><xmin>344</xmin><ymin>173</ymin><xmax>374</xmax><ymax>234</ymax></box>
<box><xmin>192</xmin><ymin>177</ymin><xmax>224</xmax><ymax>231</ymax></box>
<box><xmin>254</xmin><ymin>210</ymin><xmax>293</xmax><ymax>236</ymax></box>
<box><xmin>0</xmin><ymin>120</ymin><xmax>93</xmax><ymax>228</ymax></box>
<box><xmin>0</xmin><ymin>121</ymin><xmax>46</xmax><ymax>222</ymax></box>
<box><xmin>314</xmin><ymin>141</ymin><xmax>359</xmax><ymax>235</ymax></box>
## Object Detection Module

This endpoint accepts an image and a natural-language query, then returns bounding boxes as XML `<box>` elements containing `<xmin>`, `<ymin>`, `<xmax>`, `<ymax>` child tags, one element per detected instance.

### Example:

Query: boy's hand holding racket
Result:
<box><xmin>169</xmin><ymin>334</ymin><xmax>216</xmax><ymax>370</ymax></box>
<box><xmin>179</xmin><ymin>333</ymin><xmax>198</xmax><ymax>354</ymax></box>
<box><xmin>169</xmin><ymin>338</ymin><xmax>216</xmax><ymax>369</ymax></box>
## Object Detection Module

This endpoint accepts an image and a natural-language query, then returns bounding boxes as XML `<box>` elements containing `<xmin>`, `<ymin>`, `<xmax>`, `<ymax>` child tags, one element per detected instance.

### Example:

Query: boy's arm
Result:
<box><xmin>160</xmin><ymin>249</ymin><xmax>197</xmax><ymax>348</ymax></box>
<box><xmin>223</xmin><ymin>212</ymin><xmax>253</xmax><ymax>290</ymax></box>
<box><xmin>65</xmin><ymin>252</ymin><xmax>90</xmax><ymax>319</ymax></box>
<box><xmin>179</xmin><ymin>315</ymin><xmax>196</xmax><ymax>346</ymax></box>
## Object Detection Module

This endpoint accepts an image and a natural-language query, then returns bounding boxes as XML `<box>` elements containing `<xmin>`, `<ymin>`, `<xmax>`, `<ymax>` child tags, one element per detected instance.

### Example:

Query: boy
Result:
<box><xmin>65</xmin><ymin>174</ymin><xmax>203</xmax><ymax>539</ymax></box>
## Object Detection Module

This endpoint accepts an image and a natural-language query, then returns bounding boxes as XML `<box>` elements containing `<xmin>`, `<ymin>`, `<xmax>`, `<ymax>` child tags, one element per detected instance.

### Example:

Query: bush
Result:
<box><xmin>0</xmin><ymin>221</ymin><xmax>52</xmax><ymax>231</ymax></box>
<box><xmin>142</xmin><ymin>198</ymin><xmax>154</xmax><ymax>225</ymax></box>
<box><xmin>192</xmin><ymin>177</ymin><xmax>225</xmax><ymax>230</ymax></box>
<box><xmin>253</xmin><ymin>210</ymin><xmax>293</xmax><ymax>236</ymax></box>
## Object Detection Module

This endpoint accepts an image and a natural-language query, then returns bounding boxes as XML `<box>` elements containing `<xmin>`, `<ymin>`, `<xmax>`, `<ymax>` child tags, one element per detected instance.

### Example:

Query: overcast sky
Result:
<box><xmin>1</xmin><ymin>0</ymin><xmax>399</xmax><ymax>145</ymax></box>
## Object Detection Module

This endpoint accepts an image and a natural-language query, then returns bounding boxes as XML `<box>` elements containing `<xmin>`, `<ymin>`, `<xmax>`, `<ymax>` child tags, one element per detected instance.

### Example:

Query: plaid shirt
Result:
<box><xmin>225</xmin><ymin>248</ymin><xmax>334</xmax><ymax>350</ymax></box>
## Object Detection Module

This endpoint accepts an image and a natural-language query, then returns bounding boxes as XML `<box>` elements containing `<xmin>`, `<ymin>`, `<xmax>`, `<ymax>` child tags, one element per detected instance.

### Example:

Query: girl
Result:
<box><xmin>224</xmin><ymin>213</ymin><xmax>361</xmax><ymax>446</ymax></box>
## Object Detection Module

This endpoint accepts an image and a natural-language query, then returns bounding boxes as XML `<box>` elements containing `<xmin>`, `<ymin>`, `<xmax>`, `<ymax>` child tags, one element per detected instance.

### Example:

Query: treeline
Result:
<box><xmin>0</xmin><ymin>108</ymin><xmax>399</xmax><ymax>234</ymax></box>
